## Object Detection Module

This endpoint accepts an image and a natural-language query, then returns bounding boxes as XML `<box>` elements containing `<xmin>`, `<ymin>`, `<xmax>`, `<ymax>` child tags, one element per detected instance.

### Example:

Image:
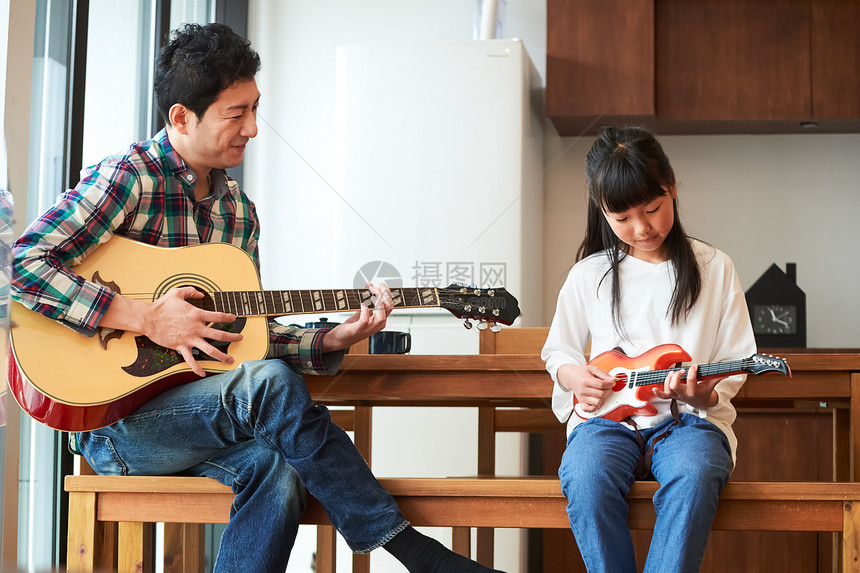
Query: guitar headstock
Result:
<box><xmin>745</xmin><ymin>354</ymin><xmax>792</xmax><ymax>378</ymax></box>
<box><xmin>438</xmin><ymin>284</ymin><xmax>521</xmax><ymax>331</ymax></box>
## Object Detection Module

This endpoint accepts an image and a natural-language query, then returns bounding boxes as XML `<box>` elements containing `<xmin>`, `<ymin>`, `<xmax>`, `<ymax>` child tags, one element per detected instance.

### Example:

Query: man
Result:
<box><xmin>12</xmin><ymin>23</ymin><xmax>502</xmax><ymax>573</ymax></box>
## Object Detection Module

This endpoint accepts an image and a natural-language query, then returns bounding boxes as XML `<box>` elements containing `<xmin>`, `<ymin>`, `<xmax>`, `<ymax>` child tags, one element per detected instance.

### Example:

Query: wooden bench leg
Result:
<box><xmin>845</xmin><ymin>501</ymin><xmax>860</xmax><ymax>572</ymax></box>
<box><xmin>164</xmin><ymin>523</ymin><xmax>205</xmax><ymax>573</ymax></box>
<box><xmin>67</xmin><ymin>491</ymin><xmax>99</xmax><ymax>572</ymax></box>
<box><xmin>316</xmin><ymin>525</ymin><xmax>336</xmax><ymax>573</ymax></box>
<box><xmin>118</xmin><ymin>521</ymin><xmax>154</xmax><ymax>573</ymax></box>
<box><xmin>476</xmin><ymin>407</ymin><xmax>496</xmax><ymax>567</ymax></box>
<box><xmin>452</xmin><ymin>527</ymin><xmax>471</xmax><ymax>557</ymax></box>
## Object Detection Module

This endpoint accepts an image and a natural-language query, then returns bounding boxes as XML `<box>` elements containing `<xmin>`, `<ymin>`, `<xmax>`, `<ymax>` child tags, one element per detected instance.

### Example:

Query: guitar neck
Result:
<box><xmin>193</xmin><ymin>287</ymin><xmax>442</xmax><ymax>318</ymax></box>
<box><xmin>629</xmin><ymin>360</ymin><xmax>747</xmax><ymax>387</ymax></box>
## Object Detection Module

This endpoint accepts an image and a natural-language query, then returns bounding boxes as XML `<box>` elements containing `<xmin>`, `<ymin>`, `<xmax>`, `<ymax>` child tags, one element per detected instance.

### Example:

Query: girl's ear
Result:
<box><xmin>668</xmin><ymin>168</ymin><xmax>678</xmax><ymax>199</ymax></box>
<box><xmin>660</xmin><ymin>183</ymin><xmax>678</xmax><ymax>199</ymax></box>
<box><xmin>668</xmin><ymin>182</ymin><xmax>678</xmax><ymax>200</ymax></box>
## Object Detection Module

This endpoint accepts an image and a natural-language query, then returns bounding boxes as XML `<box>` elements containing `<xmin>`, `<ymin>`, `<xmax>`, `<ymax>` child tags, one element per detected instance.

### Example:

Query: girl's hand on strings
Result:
<box><xmin>652</xmin><ymin>364</ymin><xmax>721</xmax><ymax>410</ymax></box>
<box><xmin>557</xmin><ymin>363</ymin><xmax>617</xmax><ymax>413</ymax></box>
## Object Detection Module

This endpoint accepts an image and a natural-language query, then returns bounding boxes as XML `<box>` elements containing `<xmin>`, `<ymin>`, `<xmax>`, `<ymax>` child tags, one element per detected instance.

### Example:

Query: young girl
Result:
<box><xmin>541</xmin><ymin>126</ymin><xmax>756</xmax><ymax>572</ymax></box>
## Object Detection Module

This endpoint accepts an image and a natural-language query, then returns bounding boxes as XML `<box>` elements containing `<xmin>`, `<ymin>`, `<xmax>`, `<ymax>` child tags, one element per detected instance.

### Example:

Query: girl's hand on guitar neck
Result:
<box><xmin>652</xmin><ymin>365</ymin><xmax>721</xmax><ymax>410</ymax></box>
<box><xmin>557</xmin><ymin>363</ymin><xmax>617</xmax><ymax>413</ymax></box>
<box><xmin>321</xmin><ymin>283</ymin><xmax>394</xmax><ymax>353</ymax></box>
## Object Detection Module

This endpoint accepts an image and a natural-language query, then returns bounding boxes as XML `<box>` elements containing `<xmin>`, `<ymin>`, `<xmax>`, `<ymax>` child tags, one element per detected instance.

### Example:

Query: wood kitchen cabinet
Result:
<box><xmin>811</xmin><ymin>0</ymin><xmax>860</xmax><ymax>119</ymax></box>
<box><xmin>546</xmin><ymin>0</ymin><xmax>655</xmax><ymax>135</ymax></box>
<box><xmin>546</xmin><ymin>0</ymin><xmax>860</xmax><ymax>135</ymax></box>
<box><xmin>656</xmin><ymin>0</ymin><xmax>811</xmax><ymax>123</ymax></box>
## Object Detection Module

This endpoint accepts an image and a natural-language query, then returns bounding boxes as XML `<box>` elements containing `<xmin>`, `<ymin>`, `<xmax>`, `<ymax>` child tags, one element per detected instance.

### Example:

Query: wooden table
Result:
<box><xmin>306</xmin><ymin>351</ymin><xmax>860</xmax><ymax>479</ymax></box>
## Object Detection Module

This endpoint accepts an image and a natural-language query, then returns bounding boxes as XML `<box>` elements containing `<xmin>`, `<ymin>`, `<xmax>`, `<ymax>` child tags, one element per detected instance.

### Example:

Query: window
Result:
<box><xmin>12</xmin><ymin>1</ymin><xmax>248</xmax><ymax>569</ymax></box>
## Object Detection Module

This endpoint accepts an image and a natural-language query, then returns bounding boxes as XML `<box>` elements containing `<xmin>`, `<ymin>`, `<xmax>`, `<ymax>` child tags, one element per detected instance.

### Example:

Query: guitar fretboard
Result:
<box><xmin>193</xmin><ymin>287</ymin><xmax>442</xmax><ymax>317</ymax></box>
<box><xmin>627</xmin><ymin>360</ymin><xmax>748</xmax><ymax>387</ymax></box>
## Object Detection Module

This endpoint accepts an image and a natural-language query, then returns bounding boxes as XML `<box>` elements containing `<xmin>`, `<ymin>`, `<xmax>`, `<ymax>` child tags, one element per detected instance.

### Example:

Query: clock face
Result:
<box><xmin>753</xmin><ymin>304</ymin><xmax>797</xmax><ymax>335</ymax></box>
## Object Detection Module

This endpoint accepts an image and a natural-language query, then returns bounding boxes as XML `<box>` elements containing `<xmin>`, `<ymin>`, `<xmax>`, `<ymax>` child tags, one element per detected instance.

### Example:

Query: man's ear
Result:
<box><xmin>168</xmin><ymin>104</ymin><xmax>194</xmax><ymax>134</ymax></box>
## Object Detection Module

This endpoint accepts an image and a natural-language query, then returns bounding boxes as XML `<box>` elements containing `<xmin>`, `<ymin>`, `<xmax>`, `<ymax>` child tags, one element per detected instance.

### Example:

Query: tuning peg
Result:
<box><xmin>463</xmin><ymin>319</ymin><xmax>473</xmax><ymax>330</ymax></box>
<box><xmin>477</xmin><ymin>320</ymin><xmax>489</xmax><ymax>331</ymax></box>
<box><xmin>490</xmin><ymin>322</ymin><xmax>502</xmax><ymax>333</ymax></box>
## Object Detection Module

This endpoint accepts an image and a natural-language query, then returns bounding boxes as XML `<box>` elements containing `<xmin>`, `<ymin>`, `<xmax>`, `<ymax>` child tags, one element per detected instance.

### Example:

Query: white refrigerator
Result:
<box><xmin>330</xmin><ymin>39</ymin><xmax>544</xmax><ymax>348</ymax></box>
<box><xmin>293</xmin><ymin>40</ymin><xmax>544</xmax><ymax>572</ymax></box>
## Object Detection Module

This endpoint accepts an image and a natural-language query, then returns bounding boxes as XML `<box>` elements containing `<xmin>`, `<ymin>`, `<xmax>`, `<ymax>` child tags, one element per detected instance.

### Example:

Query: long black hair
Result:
<box><xmin>154</xmin><ymin>23</ymin><xmax>261</xmax><ymax>126</ymax></box>
<box><xmin>577</xmin><ymin>126</ymin><xmax>701</xmax><ymax>334</ymax></box>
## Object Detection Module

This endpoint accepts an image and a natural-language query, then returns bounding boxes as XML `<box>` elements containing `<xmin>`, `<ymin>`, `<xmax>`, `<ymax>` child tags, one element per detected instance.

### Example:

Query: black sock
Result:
<box><xmin>383</xmin><ymin>526</ymin><xmax>505</xmax><ymax>573</ymax></box>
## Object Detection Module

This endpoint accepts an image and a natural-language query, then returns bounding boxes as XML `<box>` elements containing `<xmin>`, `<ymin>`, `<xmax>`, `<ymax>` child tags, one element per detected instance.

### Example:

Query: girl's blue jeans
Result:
<box><xmin>558</xmin><ymin>413</ymin><xmax>733</xmax><ymax>573</ymax></box>
<box><xmin>77</xmin><ymin>359</ymin><xmax>408</xmax><ymax>573</ymax></box>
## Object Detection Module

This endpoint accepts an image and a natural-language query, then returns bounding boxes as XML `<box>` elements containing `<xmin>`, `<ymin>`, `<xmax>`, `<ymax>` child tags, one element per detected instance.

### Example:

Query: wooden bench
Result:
<box><xmin>65</xmin><ymin>475</ymin><xmax>860</xmax><ymax>571</ymax></box>
<box><xmin>63</xmin><ymin>330</ymin><xmax>860</xmax><ymax>571</ymax></box>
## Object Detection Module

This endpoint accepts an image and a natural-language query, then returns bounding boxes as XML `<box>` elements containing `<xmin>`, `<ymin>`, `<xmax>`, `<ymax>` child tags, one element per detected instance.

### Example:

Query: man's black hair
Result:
<box><xmin>154</xmin><ymin>22</ymin><xmax>261</xmax><ymax>126</ymax></box>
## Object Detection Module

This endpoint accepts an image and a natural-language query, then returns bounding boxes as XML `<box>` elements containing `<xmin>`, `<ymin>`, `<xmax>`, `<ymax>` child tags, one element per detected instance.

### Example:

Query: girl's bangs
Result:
<box><xmin>594</xmin><ymin>161</ymin><xmax>667</xmax><ymax>214</ymax></box>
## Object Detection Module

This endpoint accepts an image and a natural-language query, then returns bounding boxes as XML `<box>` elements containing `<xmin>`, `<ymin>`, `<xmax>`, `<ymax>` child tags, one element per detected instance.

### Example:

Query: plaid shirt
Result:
<box><xmin>12</xmin><ymin>129</ymin><xmax>340</xmax><ymax>375</ymax></box>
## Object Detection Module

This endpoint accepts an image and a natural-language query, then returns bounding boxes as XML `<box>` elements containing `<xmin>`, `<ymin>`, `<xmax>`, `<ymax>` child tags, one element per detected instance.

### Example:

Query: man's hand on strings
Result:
<box><xmin>102</xmin><ymin>286</ymin><xmax>242</xmax><ymax>377</ymax></box>
<box><xmin>322</xmin><ymin>283</ymin><xmax>393</xmax><ymax>352</ymax></box>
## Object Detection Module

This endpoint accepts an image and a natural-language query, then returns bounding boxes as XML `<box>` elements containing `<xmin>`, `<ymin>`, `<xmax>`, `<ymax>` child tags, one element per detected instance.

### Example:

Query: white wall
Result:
<box><xmin>543</xmin><ymin>131</ymin><xmax>860</xmax><ymax>348</ymax></box>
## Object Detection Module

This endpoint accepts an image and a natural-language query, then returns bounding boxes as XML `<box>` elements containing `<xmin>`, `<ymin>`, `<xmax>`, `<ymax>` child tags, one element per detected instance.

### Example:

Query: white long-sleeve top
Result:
<box><xmin>541</xmin><ymin>240</ymin><xmax>756</xmax><ymax>462</ymax></box>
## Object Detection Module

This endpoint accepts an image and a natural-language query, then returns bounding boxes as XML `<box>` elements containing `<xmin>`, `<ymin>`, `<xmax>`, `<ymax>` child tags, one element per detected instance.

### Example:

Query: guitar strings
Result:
<box><xmin>101</xmin><ymin>288</ymin><xmax>444</xmax><ymax>316</ymax></box>
<box><xmin>92</xmin><ymin>287</ymin><xmax>509</xmax><ymax>322</ymax></box>
<box><xmin>621</xmin><ymin>358</ymin><xmax>779</xmax><ymax>386</ymax></box>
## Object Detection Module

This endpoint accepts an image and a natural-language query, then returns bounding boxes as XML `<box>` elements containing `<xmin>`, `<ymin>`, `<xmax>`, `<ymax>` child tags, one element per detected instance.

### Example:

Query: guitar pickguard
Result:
<box><xmin>121</xmin><ymin>318</ymin><xmax>247</xmax><ymax>377</ymax></box>
<box><xmin>93</xmin><ymin>270</ymin><xmax>126</xmax><ymax>350</ymax></box>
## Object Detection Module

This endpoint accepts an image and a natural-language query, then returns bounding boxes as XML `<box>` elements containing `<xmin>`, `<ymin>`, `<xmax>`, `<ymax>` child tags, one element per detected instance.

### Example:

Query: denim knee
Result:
<box><xmin>231</xmin><ymin>448</ymin><xmax>307</xmax><ymax>519</ymax></box>
<box><xmin>232</xmin><ymin>360</ymin><xmax>304</xmax><ymax>393</ymax></box>
<box><xmin>224</xmin><ymin>360</ymin><xmax>313</xmax><ymax>411</ymax></box>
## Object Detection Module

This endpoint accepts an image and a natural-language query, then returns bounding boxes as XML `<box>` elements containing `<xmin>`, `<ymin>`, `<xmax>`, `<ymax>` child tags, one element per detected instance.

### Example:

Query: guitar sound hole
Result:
<box><xmin>613</xmin><ymin>374</ymin><xmax>627</xmax><ymax>392</ymax></box>
<box><xmin>186</xmin><ymin>286</ymin><xmax>216</xmax><ymax>313</ymax></box>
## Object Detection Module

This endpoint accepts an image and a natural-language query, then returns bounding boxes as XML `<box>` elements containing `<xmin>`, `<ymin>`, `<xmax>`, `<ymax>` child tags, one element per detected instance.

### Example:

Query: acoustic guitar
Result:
<box><xmin>572</xmin><ymin>344</ymin><xmax>792</xmax><ymax>422</ymax></box>
<box><xmin>9</xmin><ymin>235</ymin><xmax>520</xmax><ymax>432</ymax></box>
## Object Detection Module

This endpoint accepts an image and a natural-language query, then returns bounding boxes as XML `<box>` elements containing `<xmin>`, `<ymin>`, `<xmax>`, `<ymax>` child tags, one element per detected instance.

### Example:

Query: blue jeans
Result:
<box><xmin>558</xmin><ymin>414</ymin><xmax>732</xmax><ymax>573</ymax></box>
<box><xmin>78</xmin><ymin>359</ymin><xmax>408</xmax><ymax>572</ymax></box>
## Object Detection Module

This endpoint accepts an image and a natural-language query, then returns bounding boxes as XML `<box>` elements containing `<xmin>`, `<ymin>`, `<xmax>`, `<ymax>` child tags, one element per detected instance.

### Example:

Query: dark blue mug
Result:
<box><xmin>369</xmin><ymin>331</ymin><xmax>412</xmax><ymax>354</ymax></box>
<box><xmin>303</xmin><ymin>317</ymin><xmax>340</xmax><ymax>329</ymax></box>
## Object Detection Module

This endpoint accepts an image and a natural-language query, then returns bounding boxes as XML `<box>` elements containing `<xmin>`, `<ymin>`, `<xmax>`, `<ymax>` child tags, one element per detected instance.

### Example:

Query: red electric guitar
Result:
<box><xmin>572</xmin><ymin>344</ymin><xmax>792</xmax><ymax>422</ymax></box>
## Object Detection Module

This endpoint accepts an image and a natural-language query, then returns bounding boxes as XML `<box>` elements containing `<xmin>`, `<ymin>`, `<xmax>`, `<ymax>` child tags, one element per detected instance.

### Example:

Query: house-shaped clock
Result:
<box><xmin>744</xmin><ymin>263</ymin><xmax>806</xmax><ymax>348</ymax></box>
